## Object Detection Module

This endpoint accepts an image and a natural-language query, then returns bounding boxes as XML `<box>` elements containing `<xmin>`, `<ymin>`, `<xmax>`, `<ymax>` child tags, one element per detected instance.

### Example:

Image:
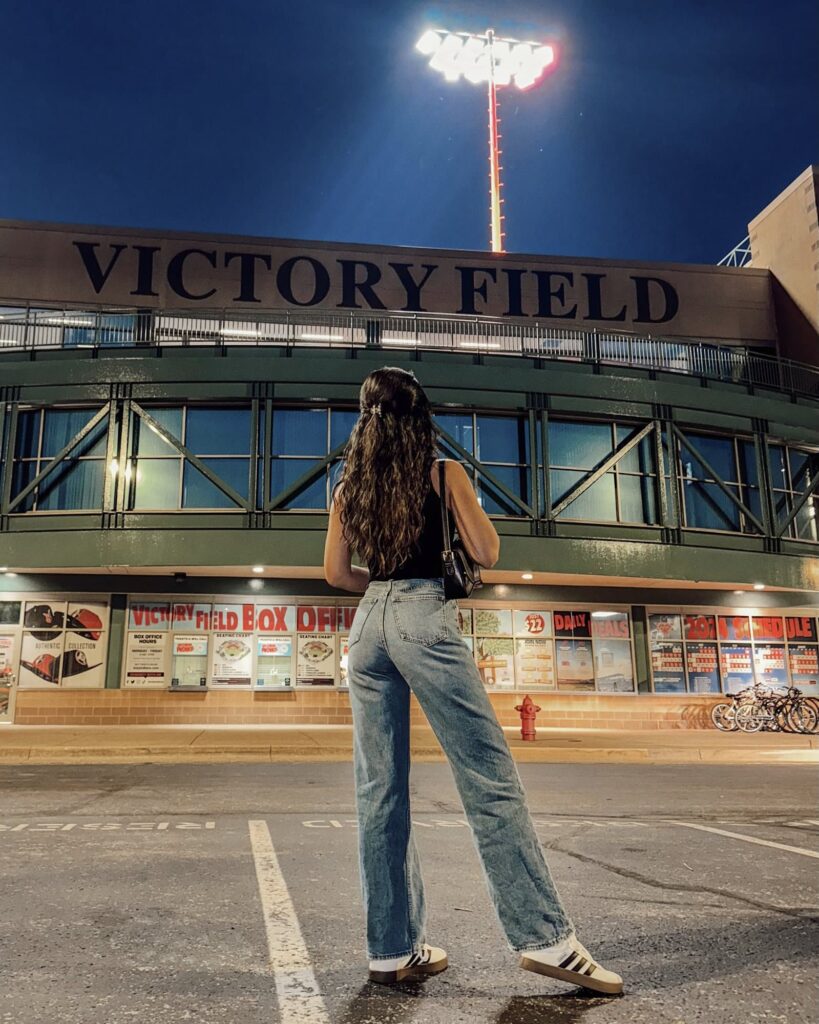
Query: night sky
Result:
<box><xmin>1</xmin><ymin>0</ymin><xmax>816</xmax><ymax>264</ymax></box>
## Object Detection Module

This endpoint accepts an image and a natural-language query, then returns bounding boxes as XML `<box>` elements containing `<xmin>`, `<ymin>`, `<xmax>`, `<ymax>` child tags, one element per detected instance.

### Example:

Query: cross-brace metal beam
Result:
<box><xmin>551</xmin><ymin>421</ymin><xmax>655</xmax><ymax>518</ymax></box>
<box><xmin>435</xmin><ymin>426</ymin><xmax>534</xmax><ymax>517</ymax></box>
<box><xmin>266</xmin><ymin>440</ymin><xmax>347</xmax><ymax>511</ymax></box>
<box><xmin>775</xmin><ymin>466</ymin><xmax>819</xmax><ymax>538</ymax></box>
<box><xmin>130</xmin><ymin>401</ymin><xmax>252</xmax><ymax>511</ymax></box>
<box><xmin>8</xmin><ymin>403</ymin><xmax>111</xmax><ymax>512</ymax></box>
<box><xmin>671</xmin><ymin>423</ymin><xmax>765</xmax><ymax>534</ymax></box>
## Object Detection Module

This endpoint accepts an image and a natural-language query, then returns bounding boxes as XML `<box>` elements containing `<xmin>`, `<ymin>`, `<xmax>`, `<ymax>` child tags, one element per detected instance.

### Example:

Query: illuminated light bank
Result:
<box><xmin>415</xmin><ymin>28</ymin><xmax>557</xmax><ymax>90</ymax></box>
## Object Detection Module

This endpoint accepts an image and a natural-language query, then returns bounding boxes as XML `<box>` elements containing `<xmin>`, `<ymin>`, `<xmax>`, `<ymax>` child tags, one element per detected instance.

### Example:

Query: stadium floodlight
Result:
<box><xmin>415</xmin><ymin>27</ymin><xmax>557</xmax><ymax>253</ymax></box>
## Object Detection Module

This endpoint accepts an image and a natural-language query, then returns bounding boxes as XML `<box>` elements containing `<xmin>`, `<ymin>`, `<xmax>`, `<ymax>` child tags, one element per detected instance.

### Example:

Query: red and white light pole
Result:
<box><xmin>416</xmin><ymin>28</ymin><xmax>558</xmax><ymax>254</ymax></box>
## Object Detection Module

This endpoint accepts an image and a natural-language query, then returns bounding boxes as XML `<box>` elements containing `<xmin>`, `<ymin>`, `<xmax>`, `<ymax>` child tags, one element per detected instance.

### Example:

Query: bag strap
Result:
<box><xmin>437</xmin><ymin>458</ymin><xmax>453</xmax><ymax>555</ymax></box>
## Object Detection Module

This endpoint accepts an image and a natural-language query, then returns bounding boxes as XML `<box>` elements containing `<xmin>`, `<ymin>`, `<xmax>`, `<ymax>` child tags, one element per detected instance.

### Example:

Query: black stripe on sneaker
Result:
<box><xmin>582</xmin><ymin>962</ymin><xmax>597</xmax><ymax>976</ymax></box>
<box><xmin>559</xmin><ymin>953</ymin><xmax>579</xmax><ymax>969</ymax></box>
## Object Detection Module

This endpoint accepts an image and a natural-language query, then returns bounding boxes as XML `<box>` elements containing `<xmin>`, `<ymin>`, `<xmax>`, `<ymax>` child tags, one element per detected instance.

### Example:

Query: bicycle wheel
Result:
<box><xmin>711</xmin><ymin>703</ymin><xmax>737</xmax><ymax>732</ymax></box>
<box><xmin>787</xmin><ymin>701</ymin><xmax>819</xmax><ymax>734</ymax></box>
<box><xmin>772</xmin><ymin>701</ymin><xmax>791</xmax><ymax>732</ymax></box>
<box><xmin>736</xmin><ymin>703</ymin><xmax>763</xmax><ymax>732</ymax></box>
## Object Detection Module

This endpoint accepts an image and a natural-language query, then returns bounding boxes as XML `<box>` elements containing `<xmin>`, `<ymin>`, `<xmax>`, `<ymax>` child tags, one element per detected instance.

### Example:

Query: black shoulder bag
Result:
<box><xmin>438</xmin><ymin>459</ymin><xmax>483</xmax><ymax>599</ymax></box>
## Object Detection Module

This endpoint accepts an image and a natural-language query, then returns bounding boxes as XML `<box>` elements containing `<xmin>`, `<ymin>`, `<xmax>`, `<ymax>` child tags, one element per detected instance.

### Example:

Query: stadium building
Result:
<box><xmin>0</xmin><ymin>166</ymin><xmax>817</xmax><ymax>731</ymax></box>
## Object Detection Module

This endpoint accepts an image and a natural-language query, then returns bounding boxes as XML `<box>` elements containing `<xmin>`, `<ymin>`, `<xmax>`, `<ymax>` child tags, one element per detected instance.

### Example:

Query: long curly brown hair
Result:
<box><xmin>334</xmin><ymin>366</ymin><xmax>439</xmax><ymax>578</ymax></box>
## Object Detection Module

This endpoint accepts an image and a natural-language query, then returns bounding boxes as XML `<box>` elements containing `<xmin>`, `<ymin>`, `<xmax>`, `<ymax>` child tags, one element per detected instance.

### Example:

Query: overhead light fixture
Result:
<box><xmin>300</xmin><ymin>332</ymin><xmax>345</xmax><ymax>342</ymax></box>
<box><xmin>252</xmin><ymin>566</ymin><xmax>265</xmax><ymax>574</ymax></box>
<box><xmin>752</xmin><ymin>583</ymin><xmax>766</xmax><ymax>591</ymax></box>
<box><xmin>4</xmin><ymin>571</ymin><xmax>18</xmax><ymax>578</ymax></box>
<box><xmin>521</xmin><ymin>572</ymin><xmax>533</xmax><ymax>580</ymax></box>
<box><xmin>415</xmin><ymin>26</ymin><xmax>558</xmax><ymax>253</ymax></box>
<box><xmin>416</xmin><ymin>29</ymin><xmax>443</xmax><ymax>55</ymax></box>
<box><xmin>733</xmin><ymin>590</ymin><xmax>744</xmax><ymax>595</ymax></box>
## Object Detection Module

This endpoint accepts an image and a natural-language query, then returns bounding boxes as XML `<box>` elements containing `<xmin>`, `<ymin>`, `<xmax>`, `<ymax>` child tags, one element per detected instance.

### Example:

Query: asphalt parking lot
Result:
<box><xmin>1</xmin><ymin>762</ymin><xmax>817</xmax><ymax>1024</ymax></box>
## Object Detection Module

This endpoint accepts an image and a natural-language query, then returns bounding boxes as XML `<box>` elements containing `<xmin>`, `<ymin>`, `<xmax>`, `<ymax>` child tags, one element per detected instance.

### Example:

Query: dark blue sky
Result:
<box><xmin>1</xmin><ymin>1</ymin><xmax>816</xmax><ymax>264</ymax></box>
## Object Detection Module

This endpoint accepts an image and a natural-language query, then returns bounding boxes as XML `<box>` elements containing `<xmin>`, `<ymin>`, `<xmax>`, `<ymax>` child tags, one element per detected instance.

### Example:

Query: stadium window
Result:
<box><xmin>11</xmin><ymin>407</ymin><xmax>107</xmax><ymax>512</ymax></box>
<box><xmin>677</xmin><ymin>432</ymin><xmax>758</xmax><ymax>534</ymax></box>
<box><xmin>435</xmin><ymin>412</ymin><xmax>530</xmax><ymax>516</ymax></box>
<box><xmin>768</xmin><ymin>442</ymin><xmax>819</xmax><ymax>542</ymax></box>
<box><xmin>129</xmin><ymin>406</ymin><xmax>251</xmax><ymax>510</ymax></box>
<box><xmin>547</xmin><ymin>420</ymin><xmax>658</xmax><ymax>525</ymax></box>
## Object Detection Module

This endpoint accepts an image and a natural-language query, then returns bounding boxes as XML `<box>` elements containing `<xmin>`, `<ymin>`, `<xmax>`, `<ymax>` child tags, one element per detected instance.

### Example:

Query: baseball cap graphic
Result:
<box><xmin>24</xmin><ymin>603</ymin><xmax>64</xmax><ymax>640</ymax></box>
<box><xmin>21</xmin><ymin>653</ymin><xmax>59</xmax><ymax>683</ymax></box>
<box><xmin>61</xmin><ymin>648</ymin><xmax>102</xmax><ymax>678</ymax></box>
<box><xmin>66</xmin><ymin>608</ymin><xmax>103</xmax><ymax>640</ymax></box>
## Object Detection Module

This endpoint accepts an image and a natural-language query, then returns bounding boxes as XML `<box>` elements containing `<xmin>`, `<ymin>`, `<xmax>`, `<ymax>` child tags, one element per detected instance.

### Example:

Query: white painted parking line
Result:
<box><xmin>248</xmin><ymin>820</ymin><xmax>331</xmax><ymax>1024</ymax></box>
<box><xmin>671</xmin><ymin>821</ymin><xmax>819</xmax><ymax>860</ymax></box>
<box><xmin>299</xmin><ymin>817</ymin><xmax>650</xmax><ymax>830</ymax></box>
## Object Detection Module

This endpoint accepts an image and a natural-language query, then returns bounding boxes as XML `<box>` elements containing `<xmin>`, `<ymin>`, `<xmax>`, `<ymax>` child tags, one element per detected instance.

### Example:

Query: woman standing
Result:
<box><xmin>323</xmin><ymin>366</ymin><xmax>623</xmax><ymax>996</ymax></box>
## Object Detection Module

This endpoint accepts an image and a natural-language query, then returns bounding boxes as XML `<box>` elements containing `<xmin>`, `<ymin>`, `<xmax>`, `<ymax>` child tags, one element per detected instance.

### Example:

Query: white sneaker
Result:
<box><xmin>368</xmin><ymin>943</ymin><xmax>449</xmax><ymax>984</ymax></box>
<box><xmin>520</xmin><ymin>933</ymin><xmax>623</xmax><ymax>995</ymax></box>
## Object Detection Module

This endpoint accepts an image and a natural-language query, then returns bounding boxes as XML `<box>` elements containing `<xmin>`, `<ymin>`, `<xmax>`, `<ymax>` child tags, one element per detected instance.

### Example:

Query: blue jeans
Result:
<box><xmin>346</xmin><ymin>576</ymin><xmax>575</xmax><ymax>960</ymax></box>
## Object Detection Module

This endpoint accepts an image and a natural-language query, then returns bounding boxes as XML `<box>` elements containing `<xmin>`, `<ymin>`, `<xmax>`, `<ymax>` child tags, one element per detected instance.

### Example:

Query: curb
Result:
<box><xmin>1</xmin><ymin>745</ymin><xmax>816</xmax><ymax>766</ymax></box>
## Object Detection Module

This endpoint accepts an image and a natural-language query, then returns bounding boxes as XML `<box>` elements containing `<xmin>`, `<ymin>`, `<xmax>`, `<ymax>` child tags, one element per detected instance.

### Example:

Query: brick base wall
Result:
<box><xmin>13</xmin><ymin>689</ymin><xmax>722</xmax><ymax>729</ymax></box>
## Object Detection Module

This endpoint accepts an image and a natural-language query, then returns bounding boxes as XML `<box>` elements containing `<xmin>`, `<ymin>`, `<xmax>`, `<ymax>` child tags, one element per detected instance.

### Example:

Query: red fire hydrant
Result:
<box><xmin>515</xmin><ymin>694</ymin><xmax>541</xmax><ymax>741</ymax></box>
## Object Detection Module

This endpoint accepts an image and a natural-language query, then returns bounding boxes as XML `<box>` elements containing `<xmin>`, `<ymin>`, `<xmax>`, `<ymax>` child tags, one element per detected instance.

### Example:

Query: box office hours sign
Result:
<box><xmin>0</xmin><ymin>222</ymin><xmax>777</xmax><ymax>344</ymax></box>
<box><xmin>124</xmin><ymin>633</ymin><xmax>169</xmax><ymax>688</ymax></box>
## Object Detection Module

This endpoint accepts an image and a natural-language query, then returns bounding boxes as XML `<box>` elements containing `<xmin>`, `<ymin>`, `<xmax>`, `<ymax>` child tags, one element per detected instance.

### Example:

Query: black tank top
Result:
<box><xmin>367</xmin><ymin>478</ymin><xmax>445</xmax><ymax>581</ymax></box>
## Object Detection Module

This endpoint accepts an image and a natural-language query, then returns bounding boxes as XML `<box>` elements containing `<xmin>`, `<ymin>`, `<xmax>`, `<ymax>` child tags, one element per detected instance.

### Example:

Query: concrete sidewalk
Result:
<box><xmin>0</xmin><ymin>723</ymin><xmax>817</xmax><ymax>765</ymax></box>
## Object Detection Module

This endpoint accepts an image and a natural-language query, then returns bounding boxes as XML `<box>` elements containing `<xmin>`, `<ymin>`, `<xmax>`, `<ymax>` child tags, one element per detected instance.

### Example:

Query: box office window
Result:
<box><xmin>11</xmin><ymin>408</ymin><xmax>108</xmax><ymax>512</ymax></box>
<box><xmin>123</xmin><ymin>598</ymin><xmax>357</xmax><ymax>689</ymax></box>
<box><xmin>120</xmin><ymin>596</ymin><xmax>635</xmax><ymax>694</ymax></box>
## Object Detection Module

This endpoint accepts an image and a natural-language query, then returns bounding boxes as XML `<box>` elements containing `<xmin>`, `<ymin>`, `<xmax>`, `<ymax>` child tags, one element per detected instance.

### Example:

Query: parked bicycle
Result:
<box><xmin>711</xmin><ymin>683</ymin><xmax>818</xmax><ymax>733</ymax></box>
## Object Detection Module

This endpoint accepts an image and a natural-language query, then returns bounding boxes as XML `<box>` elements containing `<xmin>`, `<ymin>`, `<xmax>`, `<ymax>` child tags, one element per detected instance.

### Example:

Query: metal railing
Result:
<box><xmin>1</xmin><ymin>303</ymin><xmax>817</xmax><ymax>399</ymax></box>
